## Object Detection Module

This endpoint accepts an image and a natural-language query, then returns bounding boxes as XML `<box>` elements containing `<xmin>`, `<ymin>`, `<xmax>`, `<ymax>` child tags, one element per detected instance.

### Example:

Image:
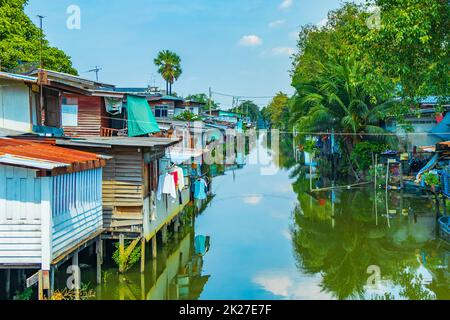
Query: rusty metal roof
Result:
<box><xmin>0</xmin><ymin>138</ymin><xmax>106</xmax><ymax>173</ymax></box>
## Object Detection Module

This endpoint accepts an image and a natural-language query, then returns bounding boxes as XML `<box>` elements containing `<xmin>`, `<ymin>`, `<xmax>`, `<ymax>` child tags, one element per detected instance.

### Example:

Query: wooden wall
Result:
<box><xmin>102</xmin><ymin>147</ymin><xmax>144</xmax><ymax>235</ymax></box>
<box><xmin>63</xmin><ymin>95</ymin><xmax>109</xmax><ymax>137</ymax></box>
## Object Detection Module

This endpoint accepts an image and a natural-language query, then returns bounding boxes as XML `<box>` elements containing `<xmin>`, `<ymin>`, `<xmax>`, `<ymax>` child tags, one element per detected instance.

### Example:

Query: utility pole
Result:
<box><xmin>37</xmin><ymin>15</ymin><xmax>45</xmax><ymax>69</ymax></box>
<box><xmin>209</xmin><ymin>87</ymin><xmax>212</xmax><ymax>117</ymax></box>
<box><xmin>37</xmin><ymin>15</ymin><xmax>45</xmax><ymax>126</ymax></box>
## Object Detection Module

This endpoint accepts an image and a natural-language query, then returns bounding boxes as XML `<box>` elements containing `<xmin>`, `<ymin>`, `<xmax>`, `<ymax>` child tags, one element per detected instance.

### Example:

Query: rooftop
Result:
<box><xmin>55</xmin><ymin>136</ymin><xmax>182</xmax><ymax>149</ymax></box>
<box><xmin>0</xmin><ymin>138</ymin><xmax>107</xmax><ymax>174</ymax></box>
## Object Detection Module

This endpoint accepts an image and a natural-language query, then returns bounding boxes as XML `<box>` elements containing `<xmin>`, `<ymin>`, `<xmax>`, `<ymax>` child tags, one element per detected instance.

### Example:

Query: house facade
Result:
<box><xmin>0</xmin><ymin>138</ymin><xmax>107</xmax><ymax>297</ymax></box>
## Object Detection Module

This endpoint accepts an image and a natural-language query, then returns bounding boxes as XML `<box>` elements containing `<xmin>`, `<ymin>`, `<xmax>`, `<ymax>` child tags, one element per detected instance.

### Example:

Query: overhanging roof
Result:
<box><xmin>28</xmin><ymin>69</ymin><xmax>115</xmax><ymax>90</ymax></box>
<box><xmin>56</xmin><ymin>136</ymin><xmax>182</xmax><ymax>149</ymax></box>
<box><xmin>0</xmin><ymin>72</ymin><xmax>37</xmax><ymax>84</ymax></box>
<box><xmin>0</xmin><ymin>138</ymin><xmax>107</xmax><ymax>174</ymax></box>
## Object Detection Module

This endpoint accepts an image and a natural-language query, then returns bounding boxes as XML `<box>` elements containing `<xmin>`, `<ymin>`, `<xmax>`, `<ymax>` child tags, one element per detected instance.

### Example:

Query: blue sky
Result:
<box><xmin>25</xmin><ymin>0</ymin><xmax>358</xmax><ymax>108</ymax></box>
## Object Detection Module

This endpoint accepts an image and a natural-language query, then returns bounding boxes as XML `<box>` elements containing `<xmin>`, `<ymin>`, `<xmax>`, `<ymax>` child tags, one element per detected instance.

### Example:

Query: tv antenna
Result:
<box><xmin>87</xmin><ymin>65</ymin><xmax>102</xmax><ymax>81</ymax></box>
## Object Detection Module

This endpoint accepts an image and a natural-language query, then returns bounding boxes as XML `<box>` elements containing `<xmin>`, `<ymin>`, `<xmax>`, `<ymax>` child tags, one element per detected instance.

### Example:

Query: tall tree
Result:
<box><xmin>230</xmin><ymin>100</ymin><xmax>260</xmax><ymax>122</ymax></box>
<box><xmin>0</xmin><ymin>0</ymin><xmax>77</xmax><ymax>74</ymax></box>
<box><xmin>154</xmin><ymin>50</ymin><xmax>182</xmax><ymax>95</ymax></box>
<box><xmin>185</xmin><ymin>93</ymin><xmax>220</xmax><ymax>111</ymax></box>
<box><xmin>365</xmin><ymin>0</ymin><xmax>449</xmax><ymax>101</ymax></box>
<box><xmin>263</xmin><ymin>92</ymin><xmax>289</xmax><ymax>129</ymax></box>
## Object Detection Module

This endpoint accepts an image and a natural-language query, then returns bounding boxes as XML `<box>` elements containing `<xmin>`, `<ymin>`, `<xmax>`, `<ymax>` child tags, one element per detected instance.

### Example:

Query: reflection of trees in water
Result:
<box><xmin>290</xmin><ymin>186</ymin><xmax>448</xmax><ymax>300</ymax></box>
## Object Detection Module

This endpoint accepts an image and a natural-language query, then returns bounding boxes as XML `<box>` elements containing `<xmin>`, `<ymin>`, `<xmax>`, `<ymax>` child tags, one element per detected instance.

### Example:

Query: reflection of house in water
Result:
<box><xmin>101</xmin><ymin>224</ymin><xmax>211</xmax><ymax>300</ymax></box>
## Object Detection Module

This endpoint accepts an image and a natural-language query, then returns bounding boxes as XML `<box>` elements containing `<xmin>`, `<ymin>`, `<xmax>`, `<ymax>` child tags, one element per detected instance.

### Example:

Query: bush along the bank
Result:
<box><xmin>351</xmin><ymin>141</ymin><xmax>389</xmax><ymax>173</ymax></box>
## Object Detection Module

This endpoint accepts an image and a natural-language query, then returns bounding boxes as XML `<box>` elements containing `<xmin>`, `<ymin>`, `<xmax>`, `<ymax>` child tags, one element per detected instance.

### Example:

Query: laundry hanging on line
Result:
<box><xmin>194</xmin><ymin>178</ymin><xmax>208</xmax><ymax>200</ymax></box>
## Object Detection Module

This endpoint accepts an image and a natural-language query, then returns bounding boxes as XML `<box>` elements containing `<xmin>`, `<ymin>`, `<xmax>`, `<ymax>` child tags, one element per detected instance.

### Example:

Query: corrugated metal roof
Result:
<box><xmin>28</xmin><ymin>69</ymin><xmax>114</xmax><ymax>89</ymax></box>
<box><xmin>56</xmin><ymin>136</ymin><xmax>182</xmax><ymax>148</ymax></box>
<box><xmin>0</xmin><ymin>138</ymin><xmax>105</xmax><ymax>171</ymax></box>
<box><xmin>0</xmin><ymin>155</ymin><xmax>68</xmax><ymax>170</ymax></box>
<box><xmin>0</xmin><ymin>72</ymin><xmax>37</xmax><ymax>83</ymax></box>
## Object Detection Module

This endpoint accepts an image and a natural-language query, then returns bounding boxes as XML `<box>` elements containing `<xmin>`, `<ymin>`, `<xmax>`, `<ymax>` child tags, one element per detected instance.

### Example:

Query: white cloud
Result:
<box><xmin>271</xmin><ymin>47</ymin><xmax>295</xmax><ymax>56</ymax></box>
<box><xmin>268</xmin><ymin>19</ymin><xmax>286</xmax><ymax>28</ymax></box>
<box><xmin>289</xmin><ymin>31</ymin><xmax>299</xmax><ymax>40</ymax></box>
<box><xmin>317</xmin><ymin>18</ymin><xmax>328</xmax><ymax>28</ymax></box>
<box><xmin>239</xmin><ymin>35</ymin><xmax>263</xmax><ymax>46</ymax></box>
<box><xmin>253</xmin><ymin>270</ymin><xmax>333</xmax><ymax>300</ymax></box>
<box><xmin>242</xmin><ymin>194</ymin><xmax>263</xmax><ymax>205</ymax></box>
<box><xmin>279</xmin><ymin>0</ymin><xmax>293</xmax><ymax>10</ymax></box>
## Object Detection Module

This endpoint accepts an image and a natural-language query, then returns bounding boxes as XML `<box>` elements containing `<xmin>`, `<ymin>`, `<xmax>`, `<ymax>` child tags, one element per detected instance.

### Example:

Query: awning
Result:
<box><xmin>431</xmin><ymin>113</ymin><xmax>450</xmax><ymax>140</ymax></box>
<box><xmin>166</xmin><ymin>147</ymin><xmax>205</xmax><ymax>164</ymax></box>
<box><xmin>126</xmin><ymin>95</ymin><xmax>160</xmax><ymax>137</ymax></box>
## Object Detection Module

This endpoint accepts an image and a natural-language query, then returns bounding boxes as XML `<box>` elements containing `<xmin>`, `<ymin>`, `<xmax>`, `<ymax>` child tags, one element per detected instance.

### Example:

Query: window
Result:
<box><xmin>154</xmin><ymin>105</ymin><xmax>168</xmax><ymax>118</ymax></box>
<box><xmin>62</xmin><ymin>96</ymin><xmax>78</xmax><ymax>126</ymax></box>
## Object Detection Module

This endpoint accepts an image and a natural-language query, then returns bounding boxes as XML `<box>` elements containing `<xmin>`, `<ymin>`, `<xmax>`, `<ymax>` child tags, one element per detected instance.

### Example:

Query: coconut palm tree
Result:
<box><xmin>291</xmin><ymin>55</ymin><xmax>395</xmax><ymax>179</ymax></box>
<box><xmin>153</xmin><ymin>50</ymin><xmax>182</xmax><ymax>95</ymax></box>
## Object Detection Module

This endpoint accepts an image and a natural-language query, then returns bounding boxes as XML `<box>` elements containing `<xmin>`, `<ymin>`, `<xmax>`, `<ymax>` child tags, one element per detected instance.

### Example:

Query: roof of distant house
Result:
<box><xmin>55</xmin><ymin>136</ymin><xmax>181</xmax><ymax>149</ymax></box>
<box><xmin>28</xmin><ymin>69</ymin><xmax>115</xmax><ymax>90</ymax></box>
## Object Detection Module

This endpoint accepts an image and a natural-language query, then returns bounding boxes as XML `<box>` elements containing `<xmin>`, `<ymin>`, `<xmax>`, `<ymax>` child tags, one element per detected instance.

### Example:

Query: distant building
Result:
<box><xmin>384</xmin><ymin>97</ymin><xmax>450</xmax><ymax>150</ymax></box>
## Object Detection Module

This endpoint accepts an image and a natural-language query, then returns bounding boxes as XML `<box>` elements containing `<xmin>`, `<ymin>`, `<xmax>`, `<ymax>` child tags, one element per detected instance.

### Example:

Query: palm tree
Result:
<box><xmin>153</xmin><ymin>50</ymin><xmax>182</xmax><ymax>95</ymax></box>
<box><xmin>291</xmin><ymin>55</ymin><xmax>395</xmax><ymax>179</ymax></box>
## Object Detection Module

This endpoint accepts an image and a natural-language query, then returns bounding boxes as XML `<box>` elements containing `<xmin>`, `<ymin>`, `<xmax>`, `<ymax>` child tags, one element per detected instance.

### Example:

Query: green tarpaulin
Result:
<box><xmin>126</xmin><ymin>95</ymin><xmax>160</xmax><ymax>137</ymax></box>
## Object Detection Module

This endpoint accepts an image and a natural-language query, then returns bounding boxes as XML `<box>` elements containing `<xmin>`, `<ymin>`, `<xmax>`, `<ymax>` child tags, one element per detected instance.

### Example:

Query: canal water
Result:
<box><xmin>9</xmin><ymin>134</ymin><xmax>446</xmax><ymax>300</ymax></box>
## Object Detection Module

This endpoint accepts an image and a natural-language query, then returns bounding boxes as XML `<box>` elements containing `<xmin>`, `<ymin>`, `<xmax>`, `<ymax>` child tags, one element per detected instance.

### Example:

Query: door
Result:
<box><xmin>44</xmin><ymin>94</ymin><xmax>61</xmax><ymax>128</ymax></box>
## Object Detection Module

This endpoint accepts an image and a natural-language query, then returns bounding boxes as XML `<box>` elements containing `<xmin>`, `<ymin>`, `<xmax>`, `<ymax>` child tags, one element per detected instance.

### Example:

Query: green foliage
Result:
<box><xmin>423</xmin><ymin>172</ymin><xmax>440</xmax><ymax>187</ymax></box>
<box><xmin>0</xmin><ymin>0</ymin><xmax>77</xmax><ymax>74</ymax></box>
<box><xmin>174</xmin><ymin>110</ymin><xmax>201</xmax><ymax>121</ymax></box>
<box><xmin>14</xmin><ymin>287</ymin><xmax>33</xmax><ymax>300</ymax></box>
<box><xmin>365</xmin><ymin>0</ymin><xmax>449</xmax><ymax>100</ymax></box>
<box><xmin>230</xmin><ymin>100</ymin><xmax>260</xmax><ymax>122</ymax></box>
<box><xmin>112</xmin><ymin>241</ymin><xmax>141</xmax><ymax>273</ymax></box>
<box><xmin>351</xmin><ymin>142</ymin><xmax>388</xmax><ymax>171</ymax></box>
<box><xmin>262</xmin><ymin>92</ymin><xmax>289</xmax><ymax>129</ymax></box>
<box><xmin>185</xmin><ymin>93</ymin><xmax>220</xmax><ymax>111</ymax></box>
<box><xmin>51</xmin><ymin>282</ymin><xmax>96</xmax><ymax>300</ymax></box>
<box><xmin>154</xmin><ymin>50</ymin><xmax>182</xmax><ymax>95</ymax></box>
<box><xmin>288</xmin><ymin>1</ymin><xmax>449</xmax><ymax>174</ymax></box>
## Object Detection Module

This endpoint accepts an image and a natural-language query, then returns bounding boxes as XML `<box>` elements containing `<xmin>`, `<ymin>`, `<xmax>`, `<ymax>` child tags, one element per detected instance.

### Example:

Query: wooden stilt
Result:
<box><xmin>151</xmin><ymin>260</ymin><xmax>157</xmax><ymax>282</ymax></box>
<box><xmin>119</xmin><ymin>234</ymin><xmax>125</xmax><ymax>273</ymax></box>
<box><xmin>162</xmin><ymin>225</ymin><xmax>168</xmax><ymax>244</ymax></box>
<box><xmin>72</xmin><ymin>252</ymin><xmax>80</xmax><ymax>300</ymax></box>
<box><xmin>152</xmin><ymin>236</ymin><xmax>157</xmax><ymax>259</ymax></box>
<box><xmin>443</xmin><ymin>195</ymin><xmax>447</xmax><ymax>216</ymax></box>
<box><xmin>96</xmin><ymin>238</ymin><xmax>103</xmax><ymax>285</ymax></box>
<box><xmin>5</xmin><ymin>269</ymin><xmax>11</xmax><ymax>299</ymax></box>
<box><xmin>174</xmin><ymin>217</ymin><xmax>179</xmax><ymax>233</ymax></box>
<box><xmin>140</xmin><ymin>238</ymin><xmax>146</xmax><ymax>273</ymax></box>
<box><xmin>49</xmin><ymin>267</ymin><xmax>55</xmax><ymax>299</ymax></box>
<box><xmin>140</xmin><ymin>274</ymin><xmax>146</xmax><ymax>300</ymax></box>
<box><xmin>38</xmin><ymin>270</ymin><xmax>44</xmax><ymax>301</ymax></box>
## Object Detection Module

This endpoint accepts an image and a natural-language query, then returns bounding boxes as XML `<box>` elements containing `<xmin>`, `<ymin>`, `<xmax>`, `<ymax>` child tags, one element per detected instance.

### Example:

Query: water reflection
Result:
<box><xmin>92</xmin><ymin>218</ymin><xmax>211</xmax><ymax>300</ymax></box>
<box><xmin>92</xmin><ymin>133</ymin><xmax>449</xmax><ymax>300</ymax></box>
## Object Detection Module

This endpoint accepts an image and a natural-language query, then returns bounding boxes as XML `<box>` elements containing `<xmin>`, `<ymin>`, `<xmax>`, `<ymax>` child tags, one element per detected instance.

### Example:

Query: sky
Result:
<box><xmin>25</xmin><ymin>0</ymin><xmax>360</xmax><ymax>108</ymax></box>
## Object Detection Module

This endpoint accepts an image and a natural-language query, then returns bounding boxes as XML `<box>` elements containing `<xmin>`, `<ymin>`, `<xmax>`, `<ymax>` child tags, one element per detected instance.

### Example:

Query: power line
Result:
<box><xmin>211</xmin><ymin>91</ymin><xmax>275</xmax><ymax>100</ymax></box>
